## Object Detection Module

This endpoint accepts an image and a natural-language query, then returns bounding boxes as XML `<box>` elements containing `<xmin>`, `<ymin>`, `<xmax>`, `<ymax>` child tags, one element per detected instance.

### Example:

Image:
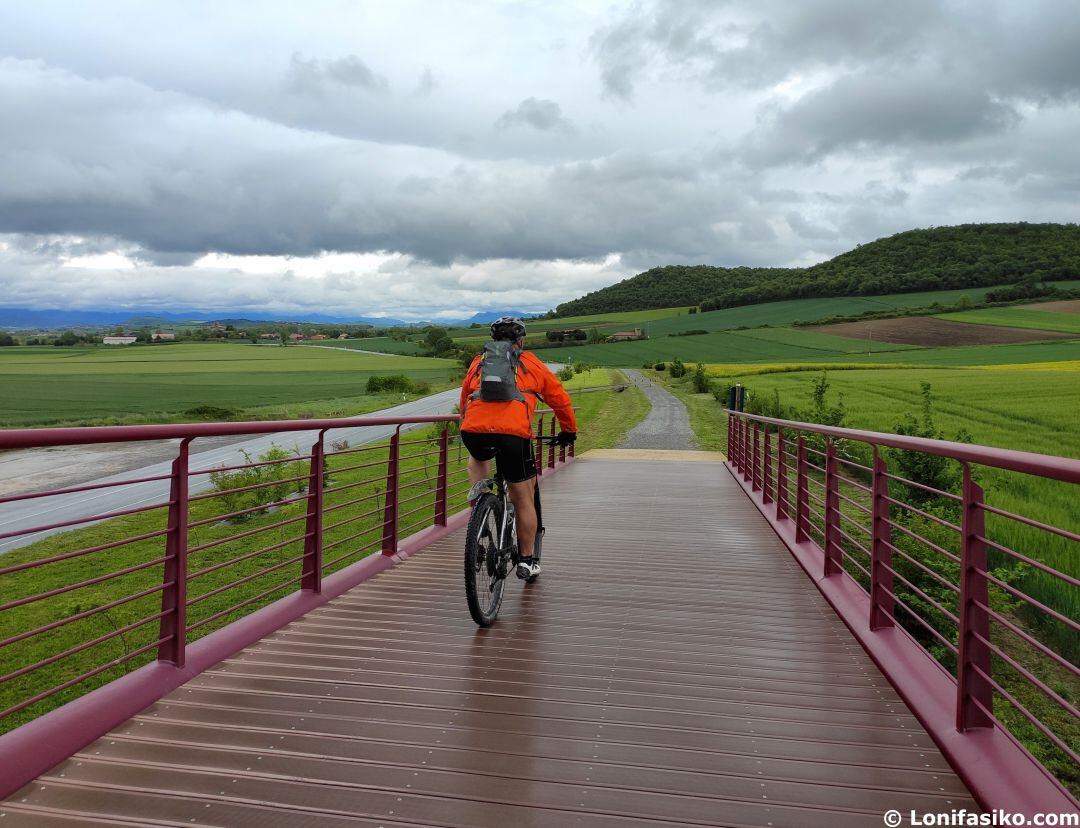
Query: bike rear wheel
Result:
<box><xmin>464</xmin><ymin>494</ymin><xmax>506</xmax><ymax>626</ymax></box>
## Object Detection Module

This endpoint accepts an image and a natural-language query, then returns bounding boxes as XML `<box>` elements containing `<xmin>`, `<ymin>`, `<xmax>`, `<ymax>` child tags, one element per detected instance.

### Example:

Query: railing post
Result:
<box><xmin>158</xmin><ymin>438</ymin><xmax>190</xmax><ymax>666</ymax></box>
<box><xmin>957</xmin><ymin>463</ymin><xmax>994</xmax><ymax>730</ymax></box>
<box><xmin>548</xmin><ymin>416</ymin><xmax>556</xmax><ymax>469</ymax></box>
<box><xmin>744</xmin><ymin>418</ymin><xmax>753</xmax><ymax>481</ymax></box>
<box><xmin>381</xmin><ymin>428</ymin><xmax>400</xmax><ymax>557</ymax></box>
<box><xmin>824</xmin><ymin>441</ymin><xmax>842</xmax><ymax>576</ymax></box>
<box><xmin>776</xmin><ymin>430</ymin><xmax>788</xmax><ymax>520</ymax></box>
<box><xmin>762</xmin><ymin>427</ymin><xmax>773</xmax><ymax>504</ymax></box>
<box><xmin>751</xmin><ymin>422</ymin><xmax>760</xmax><ymax>490</ymax></box>
<box><xmin>795</xmin><ymin>435</ymin><xmax>809</xmax><ymax>543</ymax></box>
<box><xmin>870</xmin><ymin>449</ymin><xmax>894</xmax><ymax>629</ymax></box>
<box><xmin>535</xmin><ymin>415</ymin><xmax>543</xmax><ymax>477</ymax></box>
<box><xmin>727</xmin><ymin>412</ymin><xmax>734</xmax><ymax>464</ymax></box>
<box><xmin>301</xmin><ymin>431</ymin><xmax>326</xmax><ymax>592</ymax></box>
<box><xmin>434</xmin><ymin>426</ymin><xmax>449</xmax><ymax>527</ymax></box>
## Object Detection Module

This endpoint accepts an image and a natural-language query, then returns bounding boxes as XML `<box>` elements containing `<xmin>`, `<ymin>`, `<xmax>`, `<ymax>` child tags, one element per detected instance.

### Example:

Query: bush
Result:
<box><xmin>890</xmin><ymin>382</ymin><xmax>973</xmax><ymax>502</ymax></box>
<box><xmin>366</xmin><ymin>374</ymin><xmax>414</xmax><ymax>394</ymax></box>
<box><xmin>691</xmin><ymin>362</ymin><xmax>709</xmax><ymax>393</ymax></box>
<box><xmin>557</xmin><ymin>365</ymin><xmax>574</xmax><ymax>382</ymax></box>
<box><xmin>573</xmin><ymin>362</ymin><xmax>586</xmax><ymax>374</ymax></box>
<box><xmin>668</xmin><ymin>358</ymin><xmax>686</xmax><ymax>378</ymax></box>
<box><xmin>654</xmin><ymin>363</ymin><xmax>665</xmax><ymax>371</ymax></box>
<box><xmin>208</xmin><ymin>445</ymin><xmax>306</xmax><ymax>522</ymax></box>
<box><xmin>184</xmin><ymin>405</ymin><xmax>239</xmax><ymax>420</ymax></box>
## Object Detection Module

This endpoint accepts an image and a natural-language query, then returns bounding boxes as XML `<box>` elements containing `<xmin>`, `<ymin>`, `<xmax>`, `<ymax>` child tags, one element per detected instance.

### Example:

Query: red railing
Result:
<box><xmin>727</xmin><ymin>410</ymin><xmax>1079</xmax><ymax>813</ymax></box>
<box><xmin>0</xmin><ymin>409</ymin><xmax>575</xmax><ymax>798</ymax></box>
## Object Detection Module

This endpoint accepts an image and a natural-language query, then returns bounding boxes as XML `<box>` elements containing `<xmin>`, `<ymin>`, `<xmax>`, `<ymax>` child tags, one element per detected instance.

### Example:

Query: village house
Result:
<box><xmin>150</xmin><ymin>332</ymin><xmax>175</xmax><ymax>341</ymax></box>
<box><xmin>103</xmin><ymin>336</ymin><xmax>137</xmax><ymax>345</ymax></box>
<box><xmin>606</xmin><ymin>328</ymin><xmax>644</xmax><ymax>342</ymax></box>
<box><xmin>259</xmin><ymin>332</ymin><xmax>278</xmax><ymax>339</ymax></box>
<box><xmin>309</xmin><ymin>334</ymin><xmax>328</xmax><ymax>341</ymax></box>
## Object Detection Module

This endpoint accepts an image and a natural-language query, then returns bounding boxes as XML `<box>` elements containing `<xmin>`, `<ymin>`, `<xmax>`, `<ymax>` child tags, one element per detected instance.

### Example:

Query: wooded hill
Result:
<box><xmin>553</xmin><ymin>223</ymin><xmax>1080</xmax><ymax>316</ymax></box>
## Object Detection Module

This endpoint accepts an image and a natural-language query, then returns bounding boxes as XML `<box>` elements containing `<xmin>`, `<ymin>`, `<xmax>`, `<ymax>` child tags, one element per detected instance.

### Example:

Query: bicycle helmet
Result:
<box><xmin>490</xmin><ymin>316</ymin><xmax>527</xmax><ymax>341</ymax></box>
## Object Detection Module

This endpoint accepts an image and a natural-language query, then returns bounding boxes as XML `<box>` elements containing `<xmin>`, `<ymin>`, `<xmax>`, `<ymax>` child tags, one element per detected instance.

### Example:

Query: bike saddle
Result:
<box><xmin>467</xmin><ymin>478</ymin><xmax>496</xmax><ymax>501</ymax></box>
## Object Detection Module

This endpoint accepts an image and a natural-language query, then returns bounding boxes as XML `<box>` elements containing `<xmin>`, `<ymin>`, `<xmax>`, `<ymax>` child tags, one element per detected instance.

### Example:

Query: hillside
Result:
<box><xmin>554</xmin><ymin>223</ymin><xmax>1080</xmax><ymax>316</ymax></box>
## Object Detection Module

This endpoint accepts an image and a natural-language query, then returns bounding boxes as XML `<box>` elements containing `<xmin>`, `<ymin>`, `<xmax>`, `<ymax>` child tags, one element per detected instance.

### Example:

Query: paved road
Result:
<box><xmin>618</xmin><ymin>369</ymin><xmax>698</xmax><ymax>450</ymax></box>
<box><xmin>0</xmin><ymin>388</ymin><xmax>461</xmax><ymax>555</ymax></box>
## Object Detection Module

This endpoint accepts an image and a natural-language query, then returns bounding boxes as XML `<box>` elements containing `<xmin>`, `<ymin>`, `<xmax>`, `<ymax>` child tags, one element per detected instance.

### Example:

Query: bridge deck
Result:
<box><xmin>4</xmin><ymin>451</ymin><xmax>977</xmax><ymax>827</ymax></box>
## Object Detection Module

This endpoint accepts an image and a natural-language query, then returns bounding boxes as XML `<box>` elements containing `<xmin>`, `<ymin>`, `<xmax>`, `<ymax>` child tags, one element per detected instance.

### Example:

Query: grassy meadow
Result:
<box><xmin>937</xmin><ymin>307</ymin><xmax>1080</xmax><ymax>334</ymax></box>
<box><xmin>0</xmin><ymin>343</ymin><xmax>458</xmax><ymax>427</ymax></box>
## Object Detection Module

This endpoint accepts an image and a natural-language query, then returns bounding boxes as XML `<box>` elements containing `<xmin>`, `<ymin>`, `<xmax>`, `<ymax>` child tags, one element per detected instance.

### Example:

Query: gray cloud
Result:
<box><xmin>0</xmin><ymin>1</ymin><xmax>1078</xmax><ymax>317</ymax></box>
<box><xmin>285</xmin><ymin>52</ymin><xmax>390</xmax><ymax>96</ymax></box>
<box><xmin>743</xmin><ymin>69</ymin><xmax>1020</xmax><ymax>165</ymax></box>
<box><xmin>495</xmin><ymin>97</ymin><xmax>575</xmax><ymax>133</ymax></box>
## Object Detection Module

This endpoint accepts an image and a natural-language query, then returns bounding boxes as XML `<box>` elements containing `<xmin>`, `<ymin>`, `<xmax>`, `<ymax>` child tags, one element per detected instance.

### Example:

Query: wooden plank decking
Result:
<box><xmin>3</xmin><ymin>451</ymin><xmax>977</xmax><ymax>827</ymax></box>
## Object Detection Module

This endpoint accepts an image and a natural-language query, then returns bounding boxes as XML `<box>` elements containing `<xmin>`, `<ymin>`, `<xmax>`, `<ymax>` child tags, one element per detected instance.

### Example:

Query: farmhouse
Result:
<box><xmin>102</xmin><ymin>336</ymin><xmax>137</xmax><ymax>345</ymax></box>
<box><xmin>150</xmin><ymin>332</ymin><xmax>175</xmax><ymax>341</ymax></box>
<box><xmin>309</xmin><ymin>334</ymin><xmax>328</xmax><ymax>341</ymax></box>
<box><xmin>288</xmin><ymin>333</ymin><xmax>304</xmax><ymax>341</ymax></box>
<box><xmin>259</xmin><ymin>332</ymin><xmax>277</xmax><ymax>339</ymax></box>
<box><xmin>607</xmin><ymin>328</ymin><xmax>644</xmax><ymax>342</ymax></box>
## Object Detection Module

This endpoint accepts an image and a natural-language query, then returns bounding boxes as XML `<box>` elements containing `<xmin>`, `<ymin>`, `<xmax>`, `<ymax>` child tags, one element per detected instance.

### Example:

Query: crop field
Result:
<box><xmin>522</xmin><ymin>281</ymin><xmax>1080</xmax><ymax>343</ymax></box>
<box><xmin>813</xmin><ymin>316</ymin><xmax>1075</xmax><ymax>346</ymax></box>
<box><xmin>533</xmin><ymin>323</ymin><xmax>1080</xmax><ymax>367</ymax></box>
<box><xmin>323</xmin><ymin>337</ymin><xmax>425</xmax><ymax>355</ymax></box>
<box><xmin>0</xmin><ymin>344</ymin><xmax>457</xmax><ymax>427</ymax></box>
<box><xmin>937</xmin><ymin>307</ymin><xmax>1080</xmax><ymax>334</ymax></box>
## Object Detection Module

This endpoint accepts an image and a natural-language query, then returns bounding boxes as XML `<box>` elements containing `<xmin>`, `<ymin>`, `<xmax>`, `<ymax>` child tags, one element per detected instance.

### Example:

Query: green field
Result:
<box><xmin>525</xmin><ymin>282</ymin><xmax>1080</xmax><ymax>342</ymax></box>
<box><xmin>534</xmin><ymin>326</ymin><xmax>1080</xmax><ymax>367</ymax></box>
<box><xmin>938</xmin><ymin>307</ymin><xmax>1080</xmax><ymax>334</ymax></box>
<box><xmin>0</xmin><ymin>344</ymin><xmax>457</xmax><ymax>427</ymax></box>
<box><xmin>321</xmin><ymin>337</ymin><xmax>425</xmax><ymax>355</ymax></box>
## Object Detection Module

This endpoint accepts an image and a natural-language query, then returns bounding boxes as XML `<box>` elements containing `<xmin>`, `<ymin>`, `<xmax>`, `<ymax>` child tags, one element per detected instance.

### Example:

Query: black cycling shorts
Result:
<box><xmin>460</xmin><ymin>431</ymin><xmax>536</xmax><ymax>483</ymax></box>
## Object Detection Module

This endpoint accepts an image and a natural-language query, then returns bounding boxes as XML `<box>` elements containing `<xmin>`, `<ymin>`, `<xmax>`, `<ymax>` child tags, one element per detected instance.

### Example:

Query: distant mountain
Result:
<box><xmin>554</xmin><ymin>222</ymin><xmax>1080</xmax><ymax>316</ymax></box>
<box><xmin>0</xmin><ymin>308</ymin><xmax>416</xmax><ymax>330</ymax></box>
<box><xmin>461</xmin><ymin>310</ymin><xmax>541</xmax><ymax>324</ymax></box>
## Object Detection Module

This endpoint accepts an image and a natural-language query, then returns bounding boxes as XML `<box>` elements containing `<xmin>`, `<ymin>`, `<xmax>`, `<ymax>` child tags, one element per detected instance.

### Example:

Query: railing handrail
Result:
<box><xmin>0</xmin><ymin>384</ymin><xmax>623</xmax><ymax>451</ymax></box>
<box><xmin>727</xmin><ymin>410</ymin><xmax>1080</xmax><ymax>485</ymax></box>
<box><xmin>0</xmin><ymin>414</ymin><xmax>460</xmax><ymax>450</ymax></box>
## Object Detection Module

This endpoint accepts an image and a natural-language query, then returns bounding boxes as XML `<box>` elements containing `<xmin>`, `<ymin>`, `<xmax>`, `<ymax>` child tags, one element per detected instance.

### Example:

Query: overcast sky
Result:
<box><xmin>1</xmin><ymin>0</ymin><xmax>1078</xmax><ymax>320</ymax></box>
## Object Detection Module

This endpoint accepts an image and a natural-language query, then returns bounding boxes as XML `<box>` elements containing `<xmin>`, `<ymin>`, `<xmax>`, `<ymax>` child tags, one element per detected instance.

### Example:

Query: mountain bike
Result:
<box><xmin>464</xmin><ymin>437</ymin><xmax>557</xmax><ymax>627</ymax></box>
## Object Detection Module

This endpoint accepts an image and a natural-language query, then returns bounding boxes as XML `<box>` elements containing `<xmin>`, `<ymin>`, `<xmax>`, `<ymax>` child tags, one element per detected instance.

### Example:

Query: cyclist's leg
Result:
<box><xmin>499</xmin><ymin>435</ymin><xmax>538</xmax><ymax>558</ymax></box>
<box><xmin>460</xmin><ymin>431</ymin><xmax>495</xmax><ymax>492</ymax></box>
<box><xmin>508</xmin><ymin>479</ymin><xmax>537</xmax><ymax>557</ymax></box>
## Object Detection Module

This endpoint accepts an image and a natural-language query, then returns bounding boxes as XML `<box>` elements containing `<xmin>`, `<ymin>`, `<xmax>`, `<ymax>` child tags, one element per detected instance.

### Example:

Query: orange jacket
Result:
<box><xmin>459</xmin><ymin>351</ymin><xmax>578</xmax><ymax>440</ymax></box>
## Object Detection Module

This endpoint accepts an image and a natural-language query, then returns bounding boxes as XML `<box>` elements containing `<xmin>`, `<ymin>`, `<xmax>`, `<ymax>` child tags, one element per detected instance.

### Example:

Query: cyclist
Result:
<box><xmin>459</xmin><ymin>317</ymin><xmax>577</xmax><ymax>579</ymax></box>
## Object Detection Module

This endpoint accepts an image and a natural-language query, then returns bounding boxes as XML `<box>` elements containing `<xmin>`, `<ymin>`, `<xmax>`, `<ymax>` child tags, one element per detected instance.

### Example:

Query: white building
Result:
<box><xmin>103</xmin><ymin>336</ymin><xmax>137</xmax><ymax>345</ymax></box>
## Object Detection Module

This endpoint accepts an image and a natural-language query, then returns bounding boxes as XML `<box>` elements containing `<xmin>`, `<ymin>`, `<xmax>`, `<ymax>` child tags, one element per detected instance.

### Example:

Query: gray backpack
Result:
<box><xmin>472</xmin><ymin>341</ymin><xmax>528</xmax><ymax>403</ymax></box>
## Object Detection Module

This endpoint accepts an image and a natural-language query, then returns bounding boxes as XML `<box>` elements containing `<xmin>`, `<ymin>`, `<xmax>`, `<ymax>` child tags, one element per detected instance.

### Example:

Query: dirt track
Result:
<box><xmin>810</xmin><ymin>316</ymin><xmax>1075</xmax><ymax>347</ymax></box>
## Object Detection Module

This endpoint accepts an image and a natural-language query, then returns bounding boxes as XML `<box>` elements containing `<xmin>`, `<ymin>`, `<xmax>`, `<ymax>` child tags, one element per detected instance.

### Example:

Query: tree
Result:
<box><xmin>54</xmin><ymin>330</ymin><xmax>79</xmax><ymax>347</ymax></box>
<box><xmin>0</xmin><ymin>333</ymin><xmax>15</xmax><ymax>346</ymax></box>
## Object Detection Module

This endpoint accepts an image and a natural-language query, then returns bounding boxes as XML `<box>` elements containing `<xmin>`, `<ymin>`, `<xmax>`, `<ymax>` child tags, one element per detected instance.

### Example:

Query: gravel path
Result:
<box><xmin>619</xmin><ymin>370</ymin><xmax>698</xmax><ymax>450</ymax></box>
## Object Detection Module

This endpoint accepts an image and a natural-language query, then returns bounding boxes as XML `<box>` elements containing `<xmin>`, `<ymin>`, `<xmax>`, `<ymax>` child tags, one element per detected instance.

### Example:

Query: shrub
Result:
<box><xmin>654</xmin><ymin>362</ymin><xmax>665</xmax><ymax>371</ymax></box>
<box><xmin>184</xmin><ymin>405</ymin><xmax>239</xmax><ymax>420</ymax></box>
<box><xmin>691</xmin><ymin>362</ymin><xmax>709</xmax><ymax>393</ymax></box>
<box><xmin>890</xmin><ymin>382</ymin><xmax>973</xmax><ymax>502</ymax></box>
<box><xmin>573</xmin><ymin>362</ymin><xmax>586</xmax><ymax>374</ymax></box>
<box><xmin>366</xmin><ymin>374</ymin><xmax>414</xmax><ymax>394</ymax></box>
<box><xmin>668</xmin><ymin>358</ymin><xmax>686</xmax><ymax>378</ymax></box>
<box><xmin>557</xmin><ymin>365</ymin><xmax>574</xmax><ymax>382</ymax></box>
<box><xmin>208</xmin><ymin>445</ymin><xmax>306</xmax><ymax>522</ymax></box>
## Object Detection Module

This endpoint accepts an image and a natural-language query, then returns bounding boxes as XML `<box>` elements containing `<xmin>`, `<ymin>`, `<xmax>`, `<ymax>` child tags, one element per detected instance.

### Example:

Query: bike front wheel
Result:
<box><xmin>464</xmin><ymin>494</ymin><xmax>506</xmax><ymax>626</ymax></box>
